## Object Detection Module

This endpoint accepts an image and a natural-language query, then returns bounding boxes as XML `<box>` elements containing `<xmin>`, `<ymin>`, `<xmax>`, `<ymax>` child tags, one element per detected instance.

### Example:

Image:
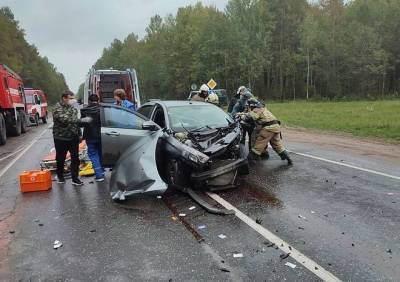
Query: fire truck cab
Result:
<box><xmin>0</xmin><ymin>64</ymin><xmax>27</xmax><ymax>145</ymax></box>
<box><xmin>24</xmin><ymin>88</ymin><xmax>48</xmax><ymax>125</ymax></box>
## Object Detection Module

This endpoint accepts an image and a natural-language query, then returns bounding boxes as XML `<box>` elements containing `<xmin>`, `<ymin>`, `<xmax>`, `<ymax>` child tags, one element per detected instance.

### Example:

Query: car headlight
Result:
<box><xmin>182</xmin><ymin>146</ymin><xmax>210</xmax><ymax>164</ymax></box>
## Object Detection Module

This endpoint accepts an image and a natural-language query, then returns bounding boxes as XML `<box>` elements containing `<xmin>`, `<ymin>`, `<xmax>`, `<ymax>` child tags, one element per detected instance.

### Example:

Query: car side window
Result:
<box><xmin>34</xmin><ymin>95</ymin><xmax>41</xmax><ymax>104</ymax></box>
<box><xmin>103</xmin><ymin>107</ymin><xmax>144</xmax><ymax>129</ymax></box>
<box><xmin>153</xmin><ymin>106</ymin><xmax>165</xmax><ymax>128</ymax></box>
<box><xmin>137</xmin><ymin>105</ymin><xmax>154</xmax><ymax>118</ymax></box>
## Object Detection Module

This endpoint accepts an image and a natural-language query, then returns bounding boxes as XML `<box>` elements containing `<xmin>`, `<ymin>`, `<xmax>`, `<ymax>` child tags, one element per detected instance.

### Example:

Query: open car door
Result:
<box><xmin>100</xmin><ymin>104</ymin><xmax>167</xmax><ymax>200</ymax></box>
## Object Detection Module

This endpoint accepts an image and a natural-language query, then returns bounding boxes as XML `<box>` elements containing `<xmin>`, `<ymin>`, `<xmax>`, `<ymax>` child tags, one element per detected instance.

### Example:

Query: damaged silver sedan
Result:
<box><xmin>100</xmin><ymin>101</ymin><xmax>249</xmax><ymax>200</ymax></box>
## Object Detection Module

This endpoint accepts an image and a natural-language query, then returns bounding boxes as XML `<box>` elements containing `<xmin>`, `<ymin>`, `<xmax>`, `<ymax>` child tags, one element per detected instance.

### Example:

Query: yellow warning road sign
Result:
<box><xmin>207</xmin><ymin>79</ymin><xmax>217</xmax><ymax>90</ymax></box>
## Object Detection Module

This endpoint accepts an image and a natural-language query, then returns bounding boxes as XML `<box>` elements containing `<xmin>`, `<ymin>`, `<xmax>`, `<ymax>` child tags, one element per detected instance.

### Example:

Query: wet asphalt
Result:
<box><xmin>0</xmin><ymin>124</ymin><xmax>399</xmax><ymax>281</ymax></box>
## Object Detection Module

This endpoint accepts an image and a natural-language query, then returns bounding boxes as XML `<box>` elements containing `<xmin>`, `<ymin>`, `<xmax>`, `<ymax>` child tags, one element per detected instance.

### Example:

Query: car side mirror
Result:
<box><xmin>142</xmin><ymin>121</ymin><xmax>159</xmax><ymax>131</ymax></box>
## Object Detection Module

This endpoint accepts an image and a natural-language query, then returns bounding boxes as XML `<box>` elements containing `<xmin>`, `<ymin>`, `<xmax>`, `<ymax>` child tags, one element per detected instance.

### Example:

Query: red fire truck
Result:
<box><xmin>24</xmin><ymin>88</ymin><xmax>48</xmax><ymax>125</ymax></box>
<box><xmin>0</xmin><ymin>64</ymin><xmax>28</xmax><ymax>145</ymax></box>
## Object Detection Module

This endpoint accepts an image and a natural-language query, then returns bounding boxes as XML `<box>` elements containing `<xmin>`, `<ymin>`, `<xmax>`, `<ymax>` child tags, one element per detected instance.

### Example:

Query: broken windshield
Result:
<box><xmin>167</xmin><ymin>105</ymin><xmax>234</xmax><ymax>133</ymax></box>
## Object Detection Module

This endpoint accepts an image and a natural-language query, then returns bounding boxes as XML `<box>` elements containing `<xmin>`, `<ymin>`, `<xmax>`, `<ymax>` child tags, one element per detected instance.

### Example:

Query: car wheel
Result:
<box><xmin>20</xmin><ymin>111</ymin><xmax>27</xmax><ymax>133</ymax></box>
<box><xmin>9</xmin><ymin>111</ymin><xmax>22</xmax><ymax>136</ymax></box>
<box><xmin>0</xmin><ymin>114</ymin><xmax>6</xmax><ymax>145</ymax></box>
<box><xmin>42</xmin><ymin>112</ymin><xmax>47</xmax><ymax>124</ymax></box>
<box><xmin>166</xmin><ymin>159</ymin><xmax>188</xmax><ymax>190</ymax></box>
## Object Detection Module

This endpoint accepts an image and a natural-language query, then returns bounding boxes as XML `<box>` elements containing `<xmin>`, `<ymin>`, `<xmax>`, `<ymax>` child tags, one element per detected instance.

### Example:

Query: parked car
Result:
<box><xmin>84</xmin><ymin>68</ymin><xmax>141</xmax><ymax>108</ymax></box>
<box><xmin>100</xmin><ymin>101</ymin><xmax>248</xmax><ymax>200</ymax></box>
<box><xmin>188</xmin><ymin>89</ymin><xmax>229</xmax><ymax>106</ymax></box>
<box><xmin>24</xmin><ymin>88</ymin><xmax>48</xmax><ymax>125</ymax></box>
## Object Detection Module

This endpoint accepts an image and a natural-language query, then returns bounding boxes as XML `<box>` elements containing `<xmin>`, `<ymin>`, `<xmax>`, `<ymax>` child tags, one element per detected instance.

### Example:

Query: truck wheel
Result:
<box><xmin>34</xmin><ymin>114</ymin><xmax>39</xmax><ymax>126</ymax></box>
<box><xmin>0</xmin><ymin>114</ymin><xmax>6</xmax><ymax>145</ymax></box>
<box><xmin>20</xmin><ymin>111</ymin><xmax>27</xmax><ymax>133</ymax></box>
<box><xmin>42</xmin><ymin>112</ymin><xmax>47</xmax><ymax>124</ymax></box>
<box><xmin>9</xmin><ymin>111</ymin><xmax>22</xmax><ymax>136</ymax></box>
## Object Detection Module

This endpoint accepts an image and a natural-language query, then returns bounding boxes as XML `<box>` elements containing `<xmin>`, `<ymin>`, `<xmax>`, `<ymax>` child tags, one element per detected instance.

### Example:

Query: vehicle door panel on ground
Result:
<box><xmin>100</xmin><ymin>104</ymin><xmax>152</xmax><ymax>166</ymax></box>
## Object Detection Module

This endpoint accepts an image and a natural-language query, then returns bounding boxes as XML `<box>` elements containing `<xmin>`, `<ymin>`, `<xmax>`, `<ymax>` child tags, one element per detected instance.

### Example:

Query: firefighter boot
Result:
<box><xmin>279</xmin><ymin>151</ymin><xmax>293</xmax><ymax>166</ymax></box>
<box><xmin>261</xmin><ymin>151</ymin><xmax>270</xmax><ymax>160</ymax></box>
<box><xmin>248</xmin><ymin>151</ymin><xmax>261</xmax><ymax>163</ymax></box>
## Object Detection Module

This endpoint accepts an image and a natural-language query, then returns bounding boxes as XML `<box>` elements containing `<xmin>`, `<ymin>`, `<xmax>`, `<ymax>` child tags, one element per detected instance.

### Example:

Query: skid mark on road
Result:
<box><xmin>289</xmin><ymin>150</ymin><xmax>400</xmax><ymax>181</ymax></box>
<box><xmin>0</xmin><ymin>127</ymin><xmax>49</xmax><ymax>180</ymax></box>
<box><xmin>207</xmin><ymin>192</ymin><xmax>342</xmax><ymax>282</ymax></box>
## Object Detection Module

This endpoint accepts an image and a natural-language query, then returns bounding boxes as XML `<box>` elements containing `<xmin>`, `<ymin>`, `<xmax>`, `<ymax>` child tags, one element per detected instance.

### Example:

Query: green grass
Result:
<box><xmin>267</xmin><ymin>100</ymin><xmax>400</xmax><ymax>141</ymax></box>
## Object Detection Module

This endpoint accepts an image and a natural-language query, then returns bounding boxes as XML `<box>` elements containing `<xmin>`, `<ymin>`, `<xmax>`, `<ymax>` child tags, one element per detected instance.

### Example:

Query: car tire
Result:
<box><xmin>34</xmin><ymin>114</ymin><xmax>39</xmax><ymax>126</ymax></box>
<box><xmin>20</xmin><ymin>111</ymin><xmax>27</xmax><ymax>133</ymax></box>
<box><xmin>166</xmin><ymin>159</ymin><xmax>188</xmax><ymax>190</ymax></box>
<box><xmin>0</xmin><ymin>114</ymin><xmax>6</xmax><ymax>145</ymax></box>
<box><xmin>42</xmin><ymin>112</ymin><xmax>47</xmax><ymax>124</ymax></box>
<box><xmin>9</xmin><ymin>111</ymin><xmax>22</xmax><ymax>136</ymax></box>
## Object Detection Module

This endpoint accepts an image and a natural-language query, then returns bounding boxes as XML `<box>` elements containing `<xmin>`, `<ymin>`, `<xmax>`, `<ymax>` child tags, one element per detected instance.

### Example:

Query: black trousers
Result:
<box><xmin>54</xmin><ymin>137</ymin><xmax>80</xmax><ymax>180</ymax></box>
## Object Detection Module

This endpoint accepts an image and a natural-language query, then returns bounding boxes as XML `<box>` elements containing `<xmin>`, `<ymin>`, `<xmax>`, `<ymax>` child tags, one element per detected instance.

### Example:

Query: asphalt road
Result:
<box><xmin>0</xmin><ymin>123</ymin><xmax>399</xmax><ymax>281</ymax></box>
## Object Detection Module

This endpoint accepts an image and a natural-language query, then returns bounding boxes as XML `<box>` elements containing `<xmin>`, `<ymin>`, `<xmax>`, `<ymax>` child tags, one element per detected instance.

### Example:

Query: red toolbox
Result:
<box><xmin>19</xmin><ymin>170</ymin><xmax>52</xmax><ymax>193</ymax></box>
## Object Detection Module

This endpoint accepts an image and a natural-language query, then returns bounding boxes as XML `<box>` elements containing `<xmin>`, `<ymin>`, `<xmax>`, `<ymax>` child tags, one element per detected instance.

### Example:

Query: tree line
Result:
<box><xmin>92</xmin><ymin>0</ymin><xmax>399</xmax><ymax>101</ymax></box>
<box><xmin>0</xmin><ymin>7</ymin><xmax>68</xmax><ymax>104</ymax></box>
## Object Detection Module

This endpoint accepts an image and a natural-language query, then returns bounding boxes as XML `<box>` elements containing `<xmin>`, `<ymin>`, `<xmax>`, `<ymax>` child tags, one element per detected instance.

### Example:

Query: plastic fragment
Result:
<box><xmin>189</xmin><ymin>206</ymin><xmax>196</xmax><ymax>210</ymax></box>
<box><xmin>171</xmin><ymin>216</ymin><xmax>178</xmax><ymax>221</ymax></box>
<box><xmin>53</xmin><ymin>240</ymin><xmax>63</xmax><ymax>249</ymax></box>
<box><xmin>157</xmin><ymin>196</ymin><xmax>162</xmax><ymax>199</ymax></box>
<box><xmin>218</xmin><ymin>234</ymin><xmax>227</xmax><ymax>239</ymax></box>
<box><xmin>38</xmin><ymin>223</ymin><xmax>44</xmax><ymax>227</ymax></box>
<box><xmin>280</xmin><ymin>253</ymin><xmax>290</xmax><ymax>260</ymax></box>
<box><xmin>256</xmin><ymin>218</ymin><xmax>262</xmax><ymax>224</ymax></box>
<box><xmin>178</xmin><ymin>213</ymin><xmax>186</xmax><ymax>217</ymax></box>
<box><xmin>197</xmin><ymin>225</ymin><xmax>206</xmax><ymax>229</ymax></box>
<box><xmin>310</xmin><ymin>211</ymin><xmax>315</xmax><ymax>214</ymax></box>
<box><xmin>298</xmin><ymin>215</ymin><xmax>306</xmax><ymax>219</ymax></box>
<box><xmin>220</xmin><ymin>267</ymin><xmax>231</xmax><ymax>272</ymax></box>
<box><xmin>34</xmin><ymin>219</ymin><xmax>40</xmax><ymax>223</ymax></box>
<box><xmin>233</xmin><ymin>253</ymin><xmax>243</xmax><ymax>258</ymax></box>
<box><xmin>285</xmin><ymin>262</ymin><xmax>297</xmax><ymax>269</ymax></box>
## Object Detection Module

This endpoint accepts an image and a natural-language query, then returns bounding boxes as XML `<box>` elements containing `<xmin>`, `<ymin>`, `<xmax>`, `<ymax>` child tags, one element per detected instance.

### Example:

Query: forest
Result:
<box><xmin>93</xmin><ymin>0</ymin><xmax>400</xmax><ymax>101</ymax></box>
<box><xmin>0</xmin><ymin>7</ymin><xmax>68</xmax><ymax>103</ymax></box>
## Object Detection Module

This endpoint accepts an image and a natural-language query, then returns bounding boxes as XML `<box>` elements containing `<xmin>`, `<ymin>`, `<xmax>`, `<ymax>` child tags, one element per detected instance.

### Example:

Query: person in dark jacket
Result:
<box><xmin>52</xmin><ymin>90</ymin><xmax>83</xmax><ymax>186</ymax></box>
<box><xmin>228</xmin><ymin>86</ymin><xmax>246</xmax><ymax>113</ymax></box>
<box><xmin>231</xmin><ymin>89</ymin><xmax>253</xmax><ymax>116</ymax></box>
<box><xmin>81</xmin><ymin>94</ymin><xmax>105</xmax><ymax>181</ymax></box>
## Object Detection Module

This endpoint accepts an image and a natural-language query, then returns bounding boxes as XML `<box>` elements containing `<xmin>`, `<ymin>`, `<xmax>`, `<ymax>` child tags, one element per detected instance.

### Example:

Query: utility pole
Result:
<box><xmin>306</xmin><ymin>49</ymin><xmax>310</xmax><ymax>100</ymax></box>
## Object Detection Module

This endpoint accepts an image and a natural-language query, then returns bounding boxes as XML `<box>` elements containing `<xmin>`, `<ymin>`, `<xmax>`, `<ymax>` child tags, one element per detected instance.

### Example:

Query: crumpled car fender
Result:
<box><xmin>110</xmin><ymin>130</ymin><xmax>168</xmax><ymax>200</ymax></box>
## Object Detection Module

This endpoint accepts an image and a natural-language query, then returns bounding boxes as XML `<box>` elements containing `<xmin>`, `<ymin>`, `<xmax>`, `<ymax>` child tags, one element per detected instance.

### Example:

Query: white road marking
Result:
<box><xmin>207</xmin><ymin>192</ymin><xmax>342</xmax><ymax>282</ymax></box>
<box><xmin>0</xmin><ymin>146</ymin><xmax>25</xmax><ymax>162</ymax></box>
<box><xmin>289</xmin><ymin>150</ymin><xmax>400</xmax><ymax>181</ymax></box>
<box><xmin>0</xmin><ymin>127</ymin><xmax>49</xmax><ymax>179</ymax></box>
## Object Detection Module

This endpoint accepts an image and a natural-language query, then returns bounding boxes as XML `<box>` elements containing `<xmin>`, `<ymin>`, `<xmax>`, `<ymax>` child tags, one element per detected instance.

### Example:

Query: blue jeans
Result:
<box><xmin>87</xmin><ymin>141</ymin><xmax>104</xmax><ymax>178</ymax></box>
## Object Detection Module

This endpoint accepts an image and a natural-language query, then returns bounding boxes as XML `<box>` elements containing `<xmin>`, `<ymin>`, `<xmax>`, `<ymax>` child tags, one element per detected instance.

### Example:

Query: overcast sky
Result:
<box><xmin>0</xmin><ymin>0</ymin><xmax>229</xmax><ymax>92</ymax></box>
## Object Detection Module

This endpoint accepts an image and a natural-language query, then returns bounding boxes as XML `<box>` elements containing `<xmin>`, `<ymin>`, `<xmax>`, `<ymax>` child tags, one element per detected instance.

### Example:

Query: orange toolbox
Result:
<box><xmin>19</xmin><ymin>170</ymin><xmax>52</xmax><ymax>193</ymax></box>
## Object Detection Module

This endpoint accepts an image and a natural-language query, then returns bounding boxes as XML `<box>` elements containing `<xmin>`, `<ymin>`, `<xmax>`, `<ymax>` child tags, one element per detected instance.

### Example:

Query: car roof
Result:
<box><xmin>144</xmin><ymin>100</ymin><xmax>213</xmax><ymax>107</ymax></box>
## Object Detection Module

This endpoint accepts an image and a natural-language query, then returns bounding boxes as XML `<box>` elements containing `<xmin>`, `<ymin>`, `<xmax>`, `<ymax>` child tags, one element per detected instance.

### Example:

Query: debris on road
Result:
<box><xmin>218</xmin><ymin>234</ymin><xmax>227</xmax><ymax>239</ymax></box>
<box><xmin>233</xmin><ymin>253</ymin><xmax>243</xmax><ymax>258</ymax></box>
<box><xmin>280</xmin><ymin>253</ymin><xmax>290</xmax><ymax>260</ymax></box>
<box><xmin>298</xmin><ymin>227</ymin><xmax>305</xmax><ymax>230</ymax></box>
<box><xmin>90</xmin><ymin>229</ymin><xmax>96</xmax><ymax>233</ymax></box>
<box><xmin>53</xmin><ymin>240</ymin><xmax>63</xmax><ymax>249</ymax></box>
<box><xmin>171</xmin><ymin>216</ymin><xmax>178</xmax><ymax>221</ymax></box>
<box><xmin>9</xmin><ymin>230</ymin><xmax>15</xmax><ymax>234</ymax></box>
<box><xmin>311</xmin><ymin>210</ymin><xmax>315</xmax><ymax>214</ymax></box>
<box><xmin>265</xmin><ymin>242</ymin><xmax>275</xmax><ymax>248</ymax></box>
<box><xmin>157</xmin><ymin>196</ymin><xmax>162</xmax><ymax>199</ymax></box>
<box><xmin>256</xmin><ymin>217</ymin><xmax>263</xmax><ymax>224</ymax></box>
<box><xmin>188</xmin><ymin>206</ymin><xmax>196</xmax><ymax>211</ymax></box>
<box><xmin>34</xmin><ymin>219</ymin><xmax>40</xmax><ymax>222</ymax></box>
<box><xmin>387</xmin><ymin>249</ymin><xmax>392</xmax><ymax>254</ymax></box>
<box><xmin>219</xmin><ymin>267</ymin><xmax>231</xmax><ymax>272</ymax></box>
<box><xmin>38</xmin><ymin>223</ymin><xmax>44</xmax><ymax>227</ymax></box>
<box><xmin>285</xmin><ymin>262</ymin><xmax>297</xmax><ymax>269</ymax></box>
<box><xmin>298</xmin><ymin>215</ymin><xmax>306</xmax><ymax>220</ymax></box>
<box><xmin>197</xmin><ymin>225</ymin><xmax>206</xmax><ymax>230</ymax></box>
<box><xmin>178</xmin><ymin>213</ymin><xmax>186</xmax><ymax>217</ymax></box>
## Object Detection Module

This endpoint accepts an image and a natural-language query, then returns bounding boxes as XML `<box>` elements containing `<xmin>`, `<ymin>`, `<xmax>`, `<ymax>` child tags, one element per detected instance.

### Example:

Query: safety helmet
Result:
<box><xmin>241</xmin><ymin>90</ymin><xmax>253</xmax><ymax>100</ymax></box>
<box><xmin>237</xmin><ymin>86</ymin><xmax>246</xmax><ymax>95</ymax></box>
<box><xmin>206</xmin><ymin>92</ymin><xmax>219</xmax><ymax>105</ymax></box>
<box><xmin>247</xmin><ymin>98</ymin><xmax>263</xmax><ymax>108</ymax></box>
<box><xmin>199</xmin><ymin>84</ymin><xmax>209</xmax><ymax>92</ymax></box>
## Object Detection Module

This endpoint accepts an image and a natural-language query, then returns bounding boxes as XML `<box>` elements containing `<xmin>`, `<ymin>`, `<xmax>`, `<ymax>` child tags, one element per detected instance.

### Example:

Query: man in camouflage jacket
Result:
<box><xmin>239</xmin><ymin>98</ymin><xmax>293</xmax><ymax>165</ymax></box>
<box><xmin>52</xmin><ymin>90</ymin><xmax>83</xmax><ymax>185</ymax></box>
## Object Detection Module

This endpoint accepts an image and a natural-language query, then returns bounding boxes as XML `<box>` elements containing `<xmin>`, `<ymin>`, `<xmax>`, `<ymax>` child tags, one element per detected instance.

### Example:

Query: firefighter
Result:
<box><xmin>240</xmin><ymin>98</ymin><xmax>293</xmax><ymax>165</ymax></box>
<box><xmin>191</xmin><ymin>84</ymin><xmax>209</xmax><ymax>102</ymax></box>
<box><xmin>206</xmin><ymin>91</ymin><xmax>219</xmax><ymax>105</ymax></box>
<box><xmin>228</xmin><ymin>86</ymin><xmax>246</xmax><ymax>113</ymax></box>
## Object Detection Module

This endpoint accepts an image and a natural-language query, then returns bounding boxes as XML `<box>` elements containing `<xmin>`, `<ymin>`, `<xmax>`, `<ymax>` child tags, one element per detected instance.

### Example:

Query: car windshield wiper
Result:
<box><xmin>190</xmin><ymin>125</ymin><xmax>212</xmax><ymax>132</ymax></box>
